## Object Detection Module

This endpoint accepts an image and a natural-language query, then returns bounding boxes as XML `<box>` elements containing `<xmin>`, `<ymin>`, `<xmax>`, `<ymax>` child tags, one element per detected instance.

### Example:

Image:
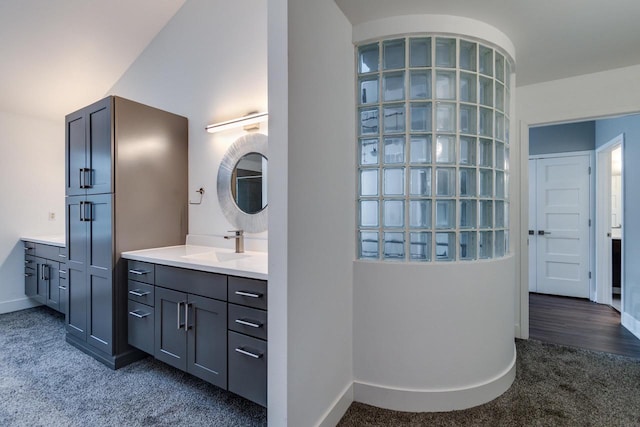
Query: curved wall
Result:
<box><xmin>351</xmin><ymin>15</ymin><xmax>517</xmax><ymax>412</ymax></box>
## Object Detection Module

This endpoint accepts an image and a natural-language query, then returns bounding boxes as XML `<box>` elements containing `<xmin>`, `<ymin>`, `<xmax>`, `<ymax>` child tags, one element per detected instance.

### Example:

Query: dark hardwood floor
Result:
<box><xmin>529</xmin><ymin>292</ymin><xmax>640</xmax><ymax>359</ymax></box>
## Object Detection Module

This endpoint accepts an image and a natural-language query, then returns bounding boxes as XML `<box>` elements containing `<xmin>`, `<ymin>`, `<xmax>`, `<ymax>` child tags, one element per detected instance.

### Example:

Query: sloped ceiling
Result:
<box><xmin>0</xmin><ymin>0</ymin><xmax>186</xmax><ymax>121</ymax></box>
<box><xmin>335</xmin><ymin>0</ymin><xmax>640</xmax><ymax>87</ymax></box>
<box><xmin>3</xmin><ymin>1</ymin><xmax>640</xmax><ymax>121</ymax></box>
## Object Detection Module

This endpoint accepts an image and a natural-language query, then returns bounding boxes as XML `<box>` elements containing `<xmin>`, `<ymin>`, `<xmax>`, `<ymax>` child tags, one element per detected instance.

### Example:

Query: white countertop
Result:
<box><xmin>121</xmin><ymin>245</ymin><xmax>268</xmax><ymax>280</ymax></box>
<box><xmin>21</xmin><ymin>234</ymin><xmax>66</xmax><ymax>247</ymax></box>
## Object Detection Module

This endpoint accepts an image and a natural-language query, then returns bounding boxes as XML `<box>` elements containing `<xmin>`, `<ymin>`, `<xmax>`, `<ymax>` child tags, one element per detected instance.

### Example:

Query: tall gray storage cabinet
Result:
<box><xmin>65</xmin><ymin>96</ymin><xmax>188</xmax><ymax>369</ymax></box>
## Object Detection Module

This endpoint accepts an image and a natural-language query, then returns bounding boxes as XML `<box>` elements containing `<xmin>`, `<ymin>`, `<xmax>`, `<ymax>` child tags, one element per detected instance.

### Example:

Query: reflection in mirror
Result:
<box><xmin>232</xmin><ymin>153</ymin><xmax>268</xmax><ymax>214</ymax></box>
<box><xmin>217</xmin><ymin>132</ymin><xmax>268</xmax><ymax>233</ymax></box>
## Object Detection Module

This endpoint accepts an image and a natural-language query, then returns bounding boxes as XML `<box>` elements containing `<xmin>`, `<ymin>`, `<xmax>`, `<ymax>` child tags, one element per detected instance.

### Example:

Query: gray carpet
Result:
<box><xmin>0</xmin><ymin>307</ymin><xmax>266</xmax><ymax>427</ymax></box>
<box><xmin>339</xmin><ymin>339</ymin><xmax>640</xmax><ymax>426</ymax></box>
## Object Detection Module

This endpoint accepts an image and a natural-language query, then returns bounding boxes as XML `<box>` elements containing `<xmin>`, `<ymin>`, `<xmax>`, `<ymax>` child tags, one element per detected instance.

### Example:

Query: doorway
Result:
<box><xmin>595</xmin><ymin>134</ymin><xmax>624</xmax><ymax>311</ymax></box>
<box><xmin>528</xmin><ymin>153</ymin><xmax>592</xmax><ymax>298</ymax></box>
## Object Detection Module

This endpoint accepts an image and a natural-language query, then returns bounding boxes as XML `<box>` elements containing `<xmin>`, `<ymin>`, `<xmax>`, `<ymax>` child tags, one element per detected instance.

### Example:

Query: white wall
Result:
<box><xmin>268</xmin><ymin>0</ymin><xmax>355</xmax><ymax>425</ymax></box>
<box><xmin>267</xmin><ymin>0</ymin><xmax>289</xmax><ymax>423</ymax></box>
<box><xmin>353</xmin><ymin>258</ymin><xmax>516</xmax><ymax>411</ymax></box>
<box><xmin>517</xmin><ymin>63</ymin><xmax>640</xmax><ymax>340</ymax></box>
<box><xmin>347</xmin><ymin>14</ymin><xmax>518</xmax><ymax>412</ymax></box>
<box><xmin>109</xmin><ymin>0</ymin><xmax>268</xmax><ymax>251</ymax></box>
<box><xmin>0</xmin><ymin>110</ymin><xmax>64</xmax><ymax>313</ymax></box>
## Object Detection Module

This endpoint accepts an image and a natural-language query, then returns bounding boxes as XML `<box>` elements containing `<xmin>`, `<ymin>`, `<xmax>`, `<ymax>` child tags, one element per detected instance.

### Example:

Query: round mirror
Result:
<box><xmin>217</xmin><ymin>133</ymin><xmax>268</xmax><ymax>233</ymax></box>
<box><xmin>232</xmin><ymin>153</ymin><xmax>268</xmax><ymax>214</ymax></box>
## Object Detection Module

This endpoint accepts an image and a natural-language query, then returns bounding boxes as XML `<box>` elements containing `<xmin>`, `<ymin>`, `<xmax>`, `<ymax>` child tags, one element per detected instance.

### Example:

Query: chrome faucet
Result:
<box><xmin>224</xmin><ymin>230</ymin><xmax>245</xmax><ymax>253</ymax></box>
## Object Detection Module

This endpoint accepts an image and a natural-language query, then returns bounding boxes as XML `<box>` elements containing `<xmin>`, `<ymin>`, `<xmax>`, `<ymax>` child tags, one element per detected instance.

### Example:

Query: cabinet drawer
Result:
<box><xmin>228</xmin><ymin>277</ymin><xmax>267</xmax><ymax>310</ymax></box>
<box><xmin>156</xmin><ymin>265</ymin><xmax>226</xmax><ymax>301</ymax></box>
<box><xmin>24</xmin><ymin>242</ymin><xmax>35</xmax><ymax>255</ymax></box>
<box><xmin>24</xmin><ymin>255</ymin><xmax>36</xmax><ymax>269</ymax></box>
<box><xmin>127</xmin><ymin>260</ymin><xmax>155</xmax><ymax>284</ymax></box>
<box><xmin>228</xmin><ymin>304</ymin><xmax>267</xmax><ymax>340</ymax></box>
<box><xmin>127</xmin><ymin>280</ymin><xmax>155</xmax><ymax>306</ymax></box>
<box><xmin>228</xmin><ymin>331</ymin><xmax>267</xmax><ymax>407</ymax></box>
<box><xmin>58</xmin><ymin>247</ymin><xmax>68</xmax><ymax>262</ymax></box>
<box><xmin>128</xmin><ymin>300</ymin><xmax>154</xmax><ymax>355</ymax></box>
<box><xmin>35</xmin><ymin>243</ymin><xmax>60</xmax><ymax>261</ymax></box>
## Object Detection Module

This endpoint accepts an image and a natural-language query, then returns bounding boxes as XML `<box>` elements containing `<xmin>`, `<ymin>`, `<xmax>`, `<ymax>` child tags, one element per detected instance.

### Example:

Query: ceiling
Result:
<box><xmin>2</xmin><ymin>1</ymin><xmax>640</xmax><ymax>121</ymax></box>
<box><xmin>0</xmin><ymin>0</ymin><xmax>185</xmax><ymax>121</ymax></box>
<box><xmin>336</xmin><ymin>0</ymin><xmax>640</xmax><ymax>87</ymax></box>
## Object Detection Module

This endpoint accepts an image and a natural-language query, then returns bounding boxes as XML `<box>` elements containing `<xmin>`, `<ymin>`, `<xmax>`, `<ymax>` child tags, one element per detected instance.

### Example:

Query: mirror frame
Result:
<box><xmin>217</xmin><ymin>133</ymin><xmax>268</xmax><ymax>233</ymax></box>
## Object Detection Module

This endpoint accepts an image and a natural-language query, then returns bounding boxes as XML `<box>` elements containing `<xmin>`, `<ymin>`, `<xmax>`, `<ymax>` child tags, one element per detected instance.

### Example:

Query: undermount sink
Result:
<box><xmin>182</xmin><ymin>250</ymin><xmax>251</xmax><ymax>263</ymax></box>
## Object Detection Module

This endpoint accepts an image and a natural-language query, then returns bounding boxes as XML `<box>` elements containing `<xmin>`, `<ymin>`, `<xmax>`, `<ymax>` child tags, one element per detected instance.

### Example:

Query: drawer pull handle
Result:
<box><xmin>59</xmin><ymin>270</ymin><xmax>66</xmax><ymax>275</ymax></box>
<box><xmin>235</xmin><ymin>319</ymin><xmax>263</xmax><ymax>328</ymax></box>
<box><xmin>129</xmin><ymin>290</ymin><xmax>150</xmax><ymax>297</ymax></box>
<box><xmin>24</xmin><ymin>260</ymin><xmax>32</xmax><ymax>265</ymax></box>
<box><xmin>58</xmin><ymin>254</ymin><xmax>67</xmax><ymax>259</ymax></box>
<box><xmin>235</xmin><ymin>347</ymin><xmax>263</xmax><ymax>359</ymax></box>
<box><xmin>129</xmin><ymin>269</ymin><xmax>150</xmax><ymax>275</ymax></box>
<box><xmin>235</xmin><ymin>290</ymin><xmax>262</xmax><ymax>298</ymax></box>
<box><xmin>24</xmin><ymin>273</ymin><xmax>33</xmax><ymax>277</ymax></box>
<box><xmin>58</xmin><ymin>285</ymin><xmax>67</xmax><ymax>290</ymax></box>
<box><xmin>129</xmin><ymin>310</ymin><xmax>150</xmax><ymax>319</ymax></box>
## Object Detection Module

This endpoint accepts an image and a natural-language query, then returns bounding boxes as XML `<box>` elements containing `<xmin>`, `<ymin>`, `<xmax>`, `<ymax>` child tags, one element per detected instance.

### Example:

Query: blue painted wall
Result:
<box><xmin>596</xmin><ymin>113</ymin><xmax>640</xmax><ymax>322</ymax></box>
<box><xmin>529</xmin><ymin>121</ymin><xmax>595</xmax><ymax>155</ymax></box>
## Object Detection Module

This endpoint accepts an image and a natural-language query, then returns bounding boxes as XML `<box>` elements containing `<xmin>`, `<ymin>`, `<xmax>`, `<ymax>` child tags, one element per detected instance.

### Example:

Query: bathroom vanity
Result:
<box><xmin>22</xmin><ymin>235</ymin><xmax>67</xmax><ymax>314</ymax></box>
<box><xmin>122</xmin><ymin>245</ymin><xmax>268</xmax><ymax>407</ymax></box>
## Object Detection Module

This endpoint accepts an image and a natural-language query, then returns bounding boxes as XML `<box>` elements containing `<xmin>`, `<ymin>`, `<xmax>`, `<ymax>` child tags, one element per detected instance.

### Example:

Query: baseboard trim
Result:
<box><xmin>622</xmin><ymin>312</ymin><xmax>640</xmax><ymax>341</ymax></box>
<box><xmin>353</xmin><ymin>343</ymin><xmax>517</xmax><ymax>412</ymax></box>
<box><xmin>66</xmin><ymin>334</ymin><xmax>147</xmax><ymax>370</ymax></box>
<box><xmin>316</xmin><ymin>382</ymin><xmax>354</xmax><ymax>427</ymax></box>
<box><xmin>0</xmin><ymin>297</ymin><xmax>41</xmax><ymax>314</ymax></box>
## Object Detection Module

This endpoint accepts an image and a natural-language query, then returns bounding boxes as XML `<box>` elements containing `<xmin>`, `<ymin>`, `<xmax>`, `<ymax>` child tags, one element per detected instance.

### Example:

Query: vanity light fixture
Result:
<box><xmin>206</xmin><ymin>111</ymin><xmax>268</xmax><ymax>134</ymax></box>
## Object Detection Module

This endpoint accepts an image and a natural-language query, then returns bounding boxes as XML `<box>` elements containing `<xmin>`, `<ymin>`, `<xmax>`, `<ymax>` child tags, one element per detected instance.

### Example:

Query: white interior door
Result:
<box><xmin>528</xmin><ymin>159</ymin><xmax>538</xmax><ymax>292</ymax></box>
<box><xmin>534</xmin><ymin>155</ymin><xmax>591</xmax><ymax>298</ymax></box>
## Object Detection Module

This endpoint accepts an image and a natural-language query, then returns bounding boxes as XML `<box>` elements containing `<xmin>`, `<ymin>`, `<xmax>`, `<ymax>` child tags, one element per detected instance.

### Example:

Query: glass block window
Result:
<box><xmin>357</xmin><ymin>36</ymin><xmax>513</xmax><ymax>261</ymax></box>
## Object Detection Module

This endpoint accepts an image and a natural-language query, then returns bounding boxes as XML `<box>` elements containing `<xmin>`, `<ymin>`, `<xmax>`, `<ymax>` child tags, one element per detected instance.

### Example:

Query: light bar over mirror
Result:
<box><xmin>206</xmin><ymin>112</ymin><xmax>268</xmax><ymax>134</ymax></box>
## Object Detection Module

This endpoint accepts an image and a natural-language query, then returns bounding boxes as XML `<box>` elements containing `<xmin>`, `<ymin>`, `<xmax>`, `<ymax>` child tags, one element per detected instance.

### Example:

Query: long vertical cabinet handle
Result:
<box><xmin>184</xmin><ymin>302</ymin><xmax>189</xmax><ymax>332</ymax></box>
<box><xmin>176</xmin><ymin>301</ymin><xmax>185</xmax><ymax>330</ymax></box>
<box><xmin>84</xmin><ymin>201</ymin><xmax>92</xmax><ymax>222</ymax></box>
<box><xmin>79</xmin><ymin>168</ymin><xmax>91</xmax><ymax>189</ymax></box>
<box><xmin>84</xmin><ymin>168</ymin><xmax>92</xmax><ymax>188</ymax></box>
<box><xmin>79</xmin><ymin>201</ymin><xmax>85</xmax><ymax>222</ymax></box>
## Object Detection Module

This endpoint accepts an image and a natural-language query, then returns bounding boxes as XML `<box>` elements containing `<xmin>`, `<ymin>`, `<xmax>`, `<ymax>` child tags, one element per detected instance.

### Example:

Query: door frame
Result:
<box><xmin>528</xmin><ymin>150</ymin><xmax>595</xmax><ymax>300</ymax></box>
<box><xmin>595</xmin><ymin>134</ymin><xmax>624</xmax><ymax>306</ymax></box>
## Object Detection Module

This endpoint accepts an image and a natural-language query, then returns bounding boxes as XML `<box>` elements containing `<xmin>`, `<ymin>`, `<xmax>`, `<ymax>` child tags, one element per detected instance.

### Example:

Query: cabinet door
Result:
<box><xmin>66</xmin><ymin>111</ymin><xmax>86</xmax><ymax>196</ymax></box>
<box><xmin>35</xmin><ymin>257</ymin><xmax>48</xmax><ymax>305</ymax></box>
<box><xmin>65</xmin><ymin>97</ymin><xmax>113</xmax><ymax>196</ymax></box>
<box><xmin>45</xmin><ymin>260</ymin><xmax>60</xmax><ymax>311</ymax></box>
<box><xmin>86</xmin><ymin>97</ymin><xmax>112</xmax><ymax>195</ymax></box>
<box><xmin>66</xmin><ymin>196</ymin><xmax>87</xmax><ymax>340</ymax></box>
<box><xmin>187</xmin><ymin>294</ymin><xmax>227</xmax><ymax>388</ymax></box>
<box><xmin>155</xmin><ymin>287</ymin><xmax>187</xmax><ymax>371</ymax></box>
<box><xmin>86</xmin><ymin>194</ymin><xmax>113</xmax><ymax>353</ymax></box>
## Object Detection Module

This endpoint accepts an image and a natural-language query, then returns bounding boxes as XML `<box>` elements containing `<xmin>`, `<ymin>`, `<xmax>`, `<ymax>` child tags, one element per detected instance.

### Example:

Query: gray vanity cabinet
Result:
<box><xmin>64</xmin><ymin>95</ymin><xmax>188</xmax><ymax>369</ymax></box>
<box><xmin>24</xmin><ymin>241</ymin><xmax>66</xmax><ymax>314</ymax></box>
<box><xmin>65</xmin><ymin>97</ymin><xmax>112</xmax><ymax>196</ymax></box>
<box><xmin>154</xmin><ymin>285</ymin><xmax>228</xmax><ymax>389</ymax></box>
<box><xmin>154</xmin><ymin>286</ymin><xmax>188</xmax><ymax>370</ymax></box>
<box><xmin>227</xmin><ymin>276</ymin><xmax>268</xmax><ymax>407</ymax></box>
<box><xmin>125</xmin><ymin>260</ymin><xmax>267</xmax><ymax>406</ymax></box>
<box><xmin>65</xmin><ymin>193</ymin><xmax>113</xmax><ymax>354</ymax></box>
